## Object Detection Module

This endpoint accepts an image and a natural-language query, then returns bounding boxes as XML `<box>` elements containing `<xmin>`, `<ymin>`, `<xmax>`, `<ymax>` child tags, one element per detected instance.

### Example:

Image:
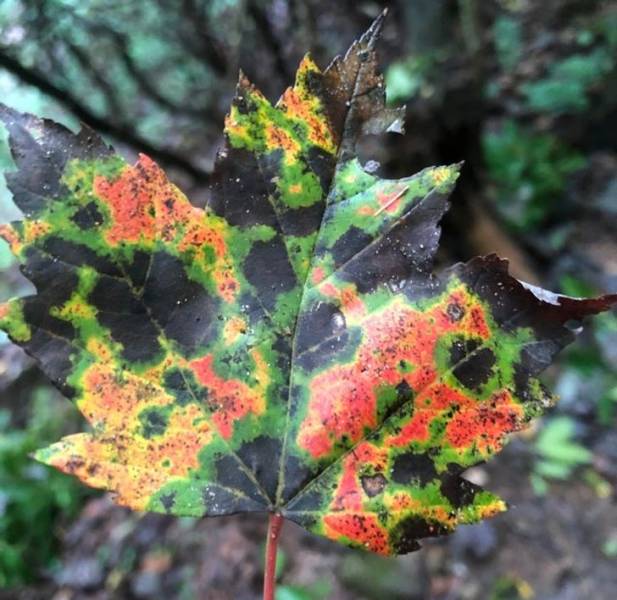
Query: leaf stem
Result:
<box><xmin>263</xmin><ymin>512</ymin><xmax>284</xmax><ymax>600</ymax></box>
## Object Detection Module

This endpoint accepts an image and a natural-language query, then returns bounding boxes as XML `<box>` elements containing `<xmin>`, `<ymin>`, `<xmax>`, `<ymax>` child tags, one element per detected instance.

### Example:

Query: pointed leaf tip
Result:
<box><xmin>364</xmin><ymin>9</ymin><xmax>388</xmax><ymax>43</ymax></box>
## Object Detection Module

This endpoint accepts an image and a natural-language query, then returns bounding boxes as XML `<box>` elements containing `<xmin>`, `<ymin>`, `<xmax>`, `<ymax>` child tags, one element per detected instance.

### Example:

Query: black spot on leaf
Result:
<box><xmin>328</xmin><ymin>225</ymin><xmax>374</xmax><ymax>267</ymax></box>
<box><xmin>243</xmin><ymin>237</ymin><xmax>297</xmax><ymax>312</ymax></box>
<box><xmin>392</xmin><ymin>515</ymin><xmax>449</xmax><ymax>551</ymax></box>
<box><xmin>235</xmin><ymin>436</ymin><xmax>282</xmax><ymax>501</ymax></box>
<box><xmin>71</xmin><ymin>202</ymin><xmax>104</xmax><ymax>230</ymax></box>
<box><xmin>141</xmin><ymin>251</ymin><xmax>220</xmax><ymax>355</ymax></box>
<box><xmin>214</xmin><ymin>455</ymin><xmax>266</xmax><ymax>505</ymax></box>
<box><xmin>164</xmin><ymin>368</ymin><xmax>201</xmax><ymax>406</ymax></box>
<box><xmin>449</xmin><ymin>337</ymin><xmax>496</xmax><ymax>390</ymax></box>
<box><xmin>440</xmin><ymin>475</ymin><xmax>479</xmax><ymax>509</ymax></box>
<box><xmin>159</xmin><ymin>492</ymin><xmax>176</xmax><ymax>513</ymax></box>
<box><xmin>138</xmin><ymin>407</ymin><xmax>170</xmax><ymax>438</ymax></box>
<box><xmin>391</xmin><ymin>452</ymin><xmax>437</xmax><ymax>486</ymax></box>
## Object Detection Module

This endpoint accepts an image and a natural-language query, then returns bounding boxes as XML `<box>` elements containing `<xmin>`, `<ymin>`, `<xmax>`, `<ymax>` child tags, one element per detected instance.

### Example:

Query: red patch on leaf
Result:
<box><xmin>311</xmin><ymin>266</ymin><xmax>326</xmax><ymax>285</ymax></box>
<box><xmin>445</xmin><ymin>390</ymin><xmax>524</xmax><ymax>454</ymax></box>
<box><xmin>387</xmin><ymin>411</ymin><xmax>432</xmax><ymax>447</ymax></box>
<box><xmin>298</xmin><ymin>288</ymin><xmax>492</xmax><ymax>458</ymax></box>
<box><xmin>189</xmin><ymin>354</ymin><xmax>263</xmax><ymax>439</ymax></box>
<box><xmin>323</xmin><ymin>513</ymin><xmax>390</xmax><ymax>555</ymax></box>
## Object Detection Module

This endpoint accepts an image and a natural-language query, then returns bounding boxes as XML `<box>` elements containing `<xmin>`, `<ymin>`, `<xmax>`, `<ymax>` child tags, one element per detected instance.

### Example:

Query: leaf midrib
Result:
<box><xmin>274</xmin><ymin>35</ymin><xmax>379</xmax><ymax>507</ymax></box>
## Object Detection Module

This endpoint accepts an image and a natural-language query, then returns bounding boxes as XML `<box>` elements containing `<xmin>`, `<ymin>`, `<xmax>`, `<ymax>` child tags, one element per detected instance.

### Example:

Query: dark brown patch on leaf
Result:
<box><xmin>447</xmin><ymin>302</ymin><xmax>465</xmax><ymax>322</ymax></box>
<box><xmin>361</xmin><ymin>473</ymin><xmax>387</xmax><ymax>497</ymax></box>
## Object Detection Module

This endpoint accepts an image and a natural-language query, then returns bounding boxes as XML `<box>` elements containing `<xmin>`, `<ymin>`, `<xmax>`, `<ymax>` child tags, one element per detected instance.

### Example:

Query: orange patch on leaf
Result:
<box><xmin>212</xmin><ymin>267</ymin><xmax>239</xmax><ymax>303</ymax></box>
<box><xmin>330</xmin><ymin>443</ymin><xmax>388</xmax><ymax>511</ymax></box>
<box><xmin>189</xmin><ymin>354</ymin><xmax>265</xmax><ymax>439</ymax></box>
<box><xmin>94</xmin><ymin>158</ymin><xmax>157</xmax><ymax>245</ymax></box>
<box><xmin>46</xmin><ymin>404</ymin><xmax>212</xmax><ymax>512</ymax></box>
<box><xmin>79</xmin><ymin>365</ymin><xmax>168</xmax><ymax>429</ymax></box>
<box><xmin>54</xmin><ymin>359</ymin><xmax>215</xmax><ymax>510</ymax></box>
<box><xmin>386</xmin><ymin>412</ymin><xmax>432</xmax><ymax>447</ymax></box>
<box><xmin>376</xmin><ymin>187</ymin><xmax>407</xmax><ymax>214</ymax></box>
<box><xmin>0</xmin><ymin>223</ymin><xmax>23</xmax><ymax>254</ymax></box>
<box><xmin>265</xmin><ymin>125</ymin><xmax>301</xmax><ymax>159</ymax></box>
<box><xmin>0</xmin><ymin>303</ymin><xmax>9</xmax><ymax>320</ymax></box>
<box><xmin>223</xmin><ymin>316</ymin><xmax>247</xmax><ymax>344</ymax></box>
<box><xmin>278</xmin><ymin>57</ymin><xmax>336</xmax><ymax>153</ymax></box>
<box><xmin>387</xmin><ymin>491</ymin><xmax>421</xmax><ymax>512</ymax></box>
<box><xmin>318</xmin><ymin>281</ymin><xmax>367</xmax><ymax>320</ymax></box>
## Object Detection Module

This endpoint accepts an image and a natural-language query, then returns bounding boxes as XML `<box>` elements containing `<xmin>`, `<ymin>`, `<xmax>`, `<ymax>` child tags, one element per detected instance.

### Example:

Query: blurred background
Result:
<box><xmin>0</xmin><ymin>0</ymin><xmax>616</xmax><ymax>598</ymax></box>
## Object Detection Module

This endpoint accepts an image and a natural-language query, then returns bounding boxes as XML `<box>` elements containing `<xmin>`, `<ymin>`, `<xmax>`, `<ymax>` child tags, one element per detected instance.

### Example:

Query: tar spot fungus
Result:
<box><xmin>449</xmin><ymin>337</ymin><xmax>496</xmax><ymax>390</ymax></box>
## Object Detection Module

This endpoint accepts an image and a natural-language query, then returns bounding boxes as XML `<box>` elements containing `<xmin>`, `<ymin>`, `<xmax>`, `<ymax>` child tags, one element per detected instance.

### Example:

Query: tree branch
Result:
<box><xmin>247</xmin><ymin>0</ymin><xmax>292</xmax><ymax>83</ymax></box>
<box><xmin>64</xmin><ymin>40</ymin><xmax>125</xmax><ymax>117</ymax></box>
<box><xmin>0</xmin><ymin>46</ymin><xmax>211</xmax><ymax>182</ymax></box>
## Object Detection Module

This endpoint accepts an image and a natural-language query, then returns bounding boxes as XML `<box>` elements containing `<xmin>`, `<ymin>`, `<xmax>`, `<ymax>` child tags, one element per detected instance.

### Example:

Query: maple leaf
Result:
<box><xmin>0</xmin><ymin>14</ymin><xmax>615</xmax><ymax>559</ymax></box>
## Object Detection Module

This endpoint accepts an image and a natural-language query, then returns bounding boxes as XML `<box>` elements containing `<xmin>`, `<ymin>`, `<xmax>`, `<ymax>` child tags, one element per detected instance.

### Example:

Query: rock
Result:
<box><xmin>55</xmin><ymin>558</ymin><xmax>104</xmax><ymax>589</ymax></box>
<box><xmin>451</xmin><ymin>522</ymin><xmax>498</xmax><ymax>561</ymax></box>
<box><xmin>131</xmin><ymin>571</ymin><xmax>162</xmax><ymax>598</ymax></box>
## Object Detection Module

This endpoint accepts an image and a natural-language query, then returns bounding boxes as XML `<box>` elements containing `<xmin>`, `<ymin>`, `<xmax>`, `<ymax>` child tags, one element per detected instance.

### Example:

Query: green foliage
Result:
<box><xmin>0</xmin><ymin>387</ymin><xmax>89</xmax><ymax>586</ymax></box>
<box><xmin>339</xmin><ymin>552</ymin><xmax>423</xmax><ymax>599</ymax></box>
<box><xmin>559</xmin><ymin>276</ymin><xmax>617</xmax><ymax>426</ymax></box>
<box><xmin>489</xmin><ymin>575</ymin><xmax>533</xmax><ymax>600</ymax></box>
<box><xmin>597</xmin><ymin>385</ymin><xmax>617</xmax><ymax>427</ymax></box>
<box><xmin>493</xmin><ymin>16</ymin><xmax>523</xmax><ymax>71</ymax></box>
<box><xmin>530</xmin><ymin>416</ymin><xmax>592</xmax><ymax>495</ymax></box>
<box><xmin>522</xmin><ymin>48</ymin><xmax>614</xmax><ymax>114</ymax></box>
<box><xmin>595</xmin><ymin>11</ymin><xmax>617</xmax><ymax>49</ymax></box>
<box><xmin>270</xmin><ymin>546</ymin><xmax>330</xmax><ymax>599</ymax></box>
<box><xmin>603</xmin><ymin>533</ymin><xmax>617</xmax><ymax>558</ymax></box>
<box><xmin>385</xmin><ymin>54</ymin><xmax>438</xmax><ymax>104</ymax></box>
<box><xmin>483</xmin><ymin>120</ymin><xmax>585</xmax><ymax>229</ymax></box>
<box><xmin>277</xmin><ymin>582</ymin><xmax>331</xmax><ymax>600</ymax></box>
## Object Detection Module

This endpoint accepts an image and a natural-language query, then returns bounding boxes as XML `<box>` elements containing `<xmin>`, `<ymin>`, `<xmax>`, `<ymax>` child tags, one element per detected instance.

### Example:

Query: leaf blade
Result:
<box><xmin>0</xmin><ymin>16</ymin><xmax>615</xmax><ymax>557</ymax></box>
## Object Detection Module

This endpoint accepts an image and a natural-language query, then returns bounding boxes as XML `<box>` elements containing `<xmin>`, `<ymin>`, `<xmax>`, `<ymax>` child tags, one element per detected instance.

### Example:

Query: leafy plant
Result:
<box><xmin>493</xmin><ymin>16</ymin><xmax>523</xmax><ymax>72</ymax></box>
<box><xmin>0</xmin><ymin>14</ymin><xmax>615</xmax><ymax>598</ymax></box>
<box><xmin>603</xmin><ymin>533</ymin><xmax>617</xmax><ymax>558</ymax></box>
<box><xmin>385</xmin><ymin>54</ymin><xmax>438</xmax><ymax>103</ymax></box>
<box><xmin>559</xmin><ymin>275</ymin><xmax>617</xmax><ymax>426</ymax></box>
<box><xmin>530</xmin><ymin>416</ymin><xmax>592</xmax><ymax>496</ymax></box>
<box><xmin>522</xmin><ymin>48</ymin><xmax>614</xmax><ymax>114</ymax></box>
<box><xmin>489</xmin><ymin>575</ymin><xmax>533</xmax><ymax>600</ymax></box>
<box><xmin>277</xmin><ymin>582</ymin><xmax>331</xmax><ymax>600</ymax></box>
<box><xmin>0</xmin><ymin>387</ymin><xmax>88</xmax><ymax>586</ymax></box>
<box><xmin>483</xmin><ymin>120</ymin><xmax>585</xmax><ymax>229</ymax></box>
